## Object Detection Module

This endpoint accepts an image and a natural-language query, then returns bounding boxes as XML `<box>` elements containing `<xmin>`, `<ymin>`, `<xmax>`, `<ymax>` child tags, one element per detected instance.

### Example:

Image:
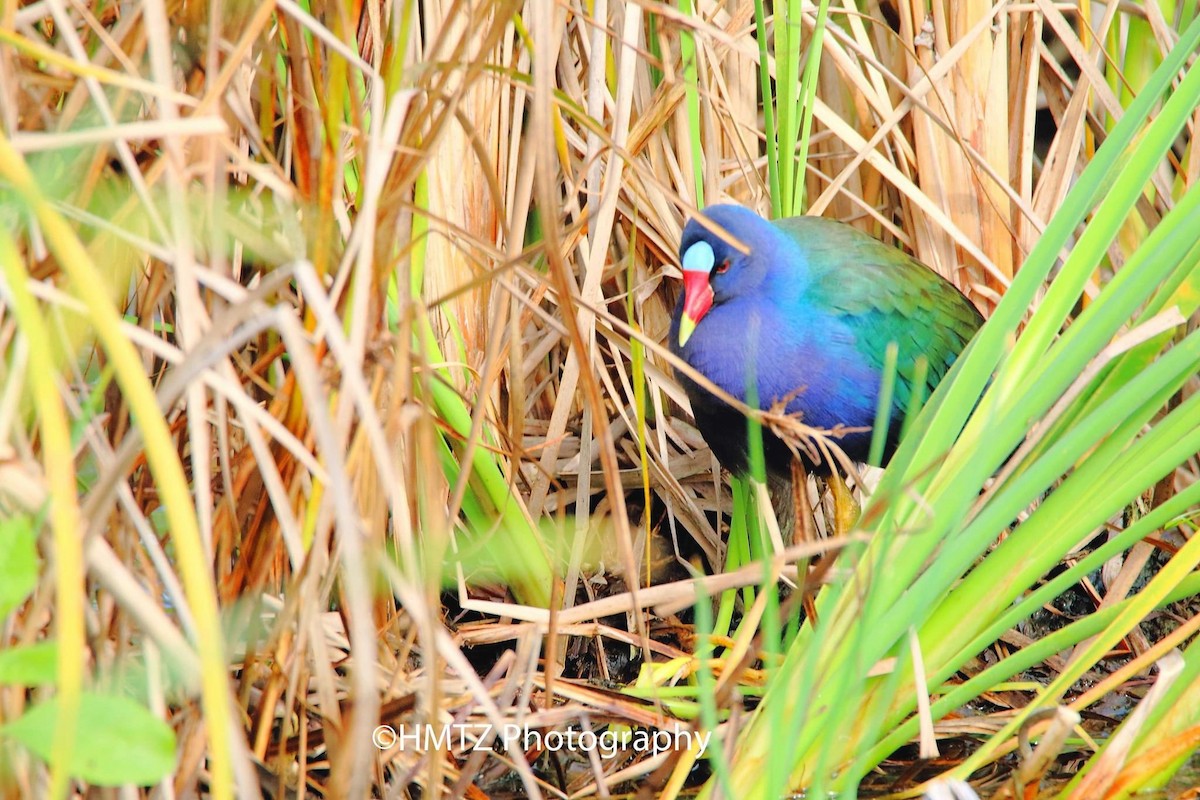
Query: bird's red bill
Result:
<box><xmin>679</xmin><ymin>270</ymin><xmax>714</xmax><ymax>346</ymax></box>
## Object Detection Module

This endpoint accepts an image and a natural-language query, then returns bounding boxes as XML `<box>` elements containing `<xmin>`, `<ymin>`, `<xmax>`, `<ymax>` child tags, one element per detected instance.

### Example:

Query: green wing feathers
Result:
<box><xmin>774</xmin><ymin>216</ymin><xmax>984</xmax><ymax>410</ymax></box>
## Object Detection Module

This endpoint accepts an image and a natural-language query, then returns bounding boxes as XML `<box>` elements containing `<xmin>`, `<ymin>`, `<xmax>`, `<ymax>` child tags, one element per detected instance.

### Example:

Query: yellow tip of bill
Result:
<box><xmin>678</xmin><ymin>315</ymin><xmax>697</xmax><ymax>347</ymax></box>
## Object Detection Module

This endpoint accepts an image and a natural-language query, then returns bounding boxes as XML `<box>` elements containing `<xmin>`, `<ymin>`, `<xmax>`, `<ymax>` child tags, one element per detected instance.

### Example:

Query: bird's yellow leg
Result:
<box><xmin>828</xmin><ymin>469</ymin><xmax>861</xmax><ymax>535</ymax></box>
<box><xmin>789</xmin><ymin>458</ymin><xmax>817</xmax><ymax>546</ymax></box>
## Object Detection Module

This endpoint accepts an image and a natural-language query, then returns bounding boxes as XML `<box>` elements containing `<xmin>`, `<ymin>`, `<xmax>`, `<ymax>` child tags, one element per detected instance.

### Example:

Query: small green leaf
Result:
<box><xmin>0</xmin><ymin>642</ymin><xmax>58</xmax><ymax>687</ymax></box>
<box><xmin>0</xmin><ymin>514</ymin><xmax>39</xmax><ymax>618</ymax></box>
<box><xmin>2</xmin><ymin>693</ymin><xmax>176</xmax><ymax>786</ymax></box>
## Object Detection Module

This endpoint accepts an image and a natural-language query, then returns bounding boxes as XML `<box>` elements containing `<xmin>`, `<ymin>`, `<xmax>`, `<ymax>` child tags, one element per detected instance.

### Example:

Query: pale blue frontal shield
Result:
<box><xmin>682</xmin><ymin>240</ymin><xmax>715</xmax><ymax>274</ymax></box>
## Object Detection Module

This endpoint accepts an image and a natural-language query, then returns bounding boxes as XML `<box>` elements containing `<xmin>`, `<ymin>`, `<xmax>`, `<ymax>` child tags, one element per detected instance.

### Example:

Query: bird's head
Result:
<box><xmin>677</xmin><ymin>204</ymin><xmax>778</xmax><ymax>347</ymax></box>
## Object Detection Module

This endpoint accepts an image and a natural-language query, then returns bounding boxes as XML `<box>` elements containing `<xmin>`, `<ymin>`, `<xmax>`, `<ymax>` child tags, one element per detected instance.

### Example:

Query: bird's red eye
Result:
<box><xmin>714</xmin><ymin>259</ymin><xmax>731</xmax><ymax>274</ymax></box>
